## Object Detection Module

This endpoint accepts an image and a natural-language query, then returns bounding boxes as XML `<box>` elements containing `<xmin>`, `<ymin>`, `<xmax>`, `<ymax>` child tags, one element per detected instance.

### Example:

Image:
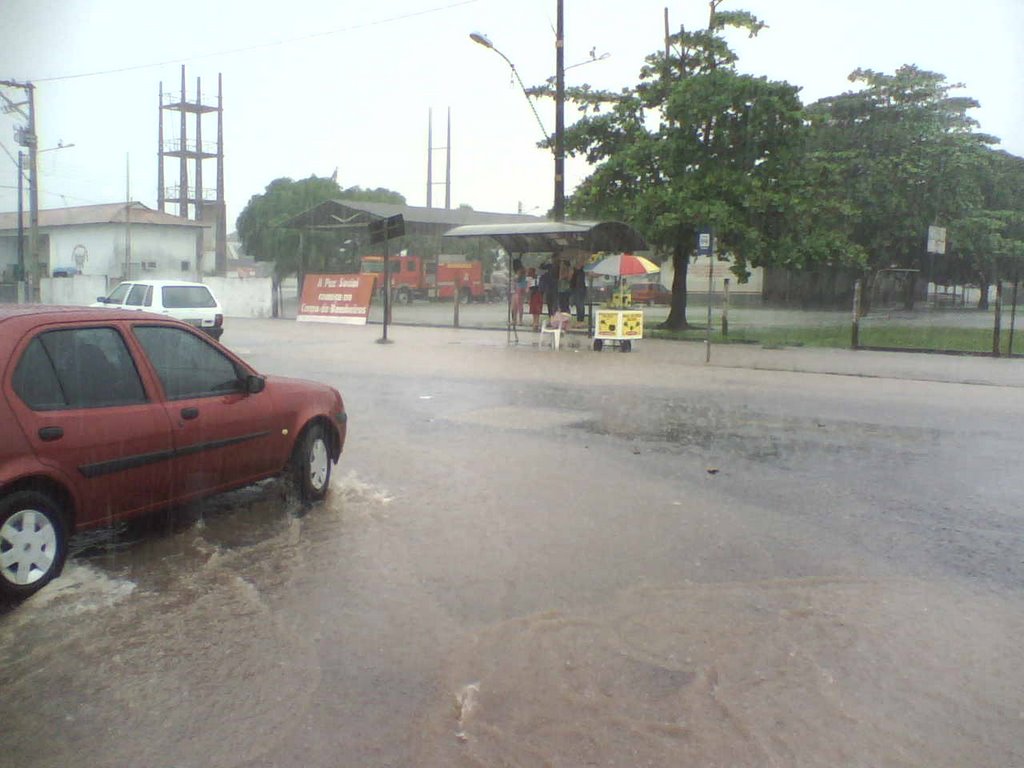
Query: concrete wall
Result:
<box><xmin>47</xmin><ymin>224</ymin><xmax>202</xmax><ymax>281</ymax></box>
<box><xmin>0</xmin><ymin>283</ymin><xmax>23</xmax><ymax>303</ymax></box>
<box><xmin>0</xmin><ymin>235</ymin><xmax>17</xmax><ymax>280</ymax></box>
<box><xmin>40</xmin><ymin>274</ymin><xmax>110</xmax><ymax>306</ymax></box>
<box><xmin>38</xmin><ymin>275</ymin><xmax>272</xmax><ymax>318</ymax></box>
<box><xmin>662</xmin><ymin>256</ymin><xmax>764</xmax><ymax>296</ymax></box>
<box><xmin>205</xmin><ymin>276</ymin><xmax>273</xmax><ymax>318</ymax></box>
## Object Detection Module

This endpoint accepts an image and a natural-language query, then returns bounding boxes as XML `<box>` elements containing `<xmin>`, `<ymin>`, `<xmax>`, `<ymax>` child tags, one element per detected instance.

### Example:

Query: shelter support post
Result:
<box><xmin>722</xmin><ymin>278</ymin><xmax>730</xmax><ymax>337</ymax></box>
<box><xmin>851</xmin><ymin>279</ymin><xmax>862</xmax><ymax>349</ymax></box>
<box><xmin>1008</xmin><ymin>273</ymin><xmax>1018</xmax><ymax>356</ymax></box>
<box><xmin>453</xmin><ymin>270</ymin><xmax>461</xmax><ymax>328</ymax></box>
<box><xmin>992</xmin><ymin>279</ymin><xmax>1003</xmax><ymax>357</ymax></box>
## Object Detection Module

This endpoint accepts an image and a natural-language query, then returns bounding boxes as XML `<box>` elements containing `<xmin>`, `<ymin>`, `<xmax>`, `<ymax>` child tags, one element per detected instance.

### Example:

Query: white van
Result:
<box><xmin>93</xmin><ymin>279</ymin><xmax>225</xmax><ymax>340</ymax></box>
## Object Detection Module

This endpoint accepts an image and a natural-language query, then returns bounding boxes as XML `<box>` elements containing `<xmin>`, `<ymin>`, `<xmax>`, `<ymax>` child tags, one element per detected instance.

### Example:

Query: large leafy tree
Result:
<box><xmin>804</xmin><ymin>66</ymin><xmax>999</xmax><ymax>307</ymax></box>
<box><xmin>557</xmin><ymin>4</ymin><xmax>808</xmax><ymax>329</ymax></box>
<box><xmin>236</xmin><ymin>176</ymin><xmax>344</xmax><ymax>282</ymax></box>
<box><xmin>937</xmin><ymin>150</ymin><xmax>1024</xmax><ymax>307</ymax></box>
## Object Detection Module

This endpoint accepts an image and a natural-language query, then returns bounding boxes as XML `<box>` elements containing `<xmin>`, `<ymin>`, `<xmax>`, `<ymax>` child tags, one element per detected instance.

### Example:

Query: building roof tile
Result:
<box><xmin>0</xmin><ymin>202</ymin><xmax>205</xmax><ymax>232</ymax></box>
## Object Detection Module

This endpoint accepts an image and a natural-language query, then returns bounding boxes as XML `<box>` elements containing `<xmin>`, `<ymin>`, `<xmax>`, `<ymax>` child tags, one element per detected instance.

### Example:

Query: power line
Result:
<box><xmin>34</xmin><ymin>0</ymin><xmax>480</xmax><ymax>83</ymax></box>
<box><xmin>0</xmin><ymin>140</ymin><xmax>21</xmax><ymax>171</ymax></box>
<box><xmin>0</xmin><ymin>186</ymin><xmax>100</xmax><ymax>203</ymax></box>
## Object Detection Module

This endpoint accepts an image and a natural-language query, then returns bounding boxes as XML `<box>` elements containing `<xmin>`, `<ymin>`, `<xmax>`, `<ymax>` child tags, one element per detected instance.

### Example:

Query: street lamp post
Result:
<box><xmin>471</xmin><ymin>0</ymin><xmax>566</xmax><ymax>221</ymax></box>
<box><xmin>470</xmin><ymin>32</ymin><xmax>551</xmax><ymax>147</ymax></box>
<box><xmin>554</xmin><ymin>0</ymin><xmax>565</xmax><ymax>221</ymax></box>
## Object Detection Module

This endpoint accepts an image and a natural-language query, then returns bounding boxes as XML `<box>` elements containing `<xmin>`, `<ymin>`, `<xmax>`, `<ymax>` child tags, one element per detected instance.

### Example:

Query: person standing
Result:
<box><xmin>512</xmin><ymin>260</ymin><xmax>527</xmax><ymax>326</ymax></box>
<box><xmin>528</xmin><ymin>268</ymin><xmax>544</xmax><ymax>330</ymax></box>
<box><xmin>557</xmin><ymin>260</ymin><xmax>572</xmax><ymax>313</ymax></box>
<box><xmin>539</xmin><ymin>263</ymin><xmax>557</xmax><ymax>317</ymax></box>
<box><xmin>570</xmin><ymin>265</ymin><xmax>587</xmax><ymax>322</ymax></box>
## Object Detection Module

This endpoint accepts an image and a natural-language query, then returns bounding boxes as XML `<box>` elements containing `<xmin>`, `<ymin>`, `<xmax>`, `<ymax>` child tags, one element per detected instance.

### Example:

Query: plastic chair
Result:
<box><xmin>539</xmin><ymin>312</ymin><xmax>573</xmax><ymax>350</ymax></box>
<box><xmin>538</xmin><ymin>317</ymin><xmax>562</xmax><ymax>350</ymax></box>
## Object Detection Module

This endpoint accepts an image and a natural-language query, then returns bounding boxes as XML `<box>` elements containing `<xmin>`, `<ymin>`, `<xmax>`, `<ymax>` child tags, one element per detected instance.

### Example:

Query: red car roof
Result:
<box><xmin>0</xmin><ymin>305</ymin><xmax>178</xmax><ymax>363</ymax></box>
<box><xmin>0</xmin><ymin>304</ymin><xmax>166</xmax><ymax>323</ymax></box>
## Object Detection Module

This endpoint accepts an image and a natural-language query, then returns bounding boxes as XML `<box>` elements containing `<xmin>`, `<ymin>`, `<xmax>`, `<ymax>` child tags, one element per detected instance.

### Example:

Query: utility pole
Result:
<box><xmin>426</xmin><ymin>107</ymin><xmax>452</xmax><ymax>209</ymax></box>
<box><xmin>445</xmin><ymin>107</ymin><xmax>451</xmax><ymax>210</ymax></box>
<box><xmin>16</xmin><ymin>151</ymin><xmax>24</xmax><ymax>289</ymax></box>
<box><xmin>26</xmin><ymin>83</ymin><xmax>38</xmax><ymax>299</ymax></box>
<box><xmin>554</xmin><ymin>0</ymin><xmax>565</xmax><ymax>221</ymax></box>
<box><xmin>216</xmin><ymin>73</ymin><xmax>226</xmax><ymax>275</ymax></box>
<box><xmin>3</xmin><ymin>79</ymin><xmax>38</xmax><ymax>299</ymax></box>
<box><xmin>426</xmin><ymin>108</ymin><xmax>433</xmax><ymax>208</ymax></box>
<box><xmin>125</xmin><ymin>155</ymin><xmax>132</xmax><ymax>280</ymax></box>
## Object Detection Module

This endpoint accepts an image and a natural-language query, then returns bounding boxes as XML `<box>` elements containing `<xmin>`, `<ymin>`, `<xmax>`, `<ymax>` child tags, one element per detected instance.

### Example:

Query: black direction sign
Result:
<box><xmin>368</xmin><ymin>214</ymin><xmax>405</xmax><ymax>244</ymax></box>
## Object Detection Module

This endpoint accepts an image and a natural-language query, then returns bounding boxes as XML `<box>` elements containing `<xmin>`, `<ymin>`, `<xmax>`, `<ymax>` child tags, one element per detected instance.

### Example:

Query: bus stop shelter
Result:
<box><xmin>443</xmin><ymin>220</ymin><xmax>648</xmax><ymax>343</ymax></box>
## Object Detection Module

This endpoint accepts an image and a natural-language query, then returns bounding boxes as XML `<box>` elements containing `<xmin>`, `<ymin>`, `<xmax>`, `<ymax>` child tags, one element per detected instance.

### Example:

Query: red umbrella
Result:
<box><xmin>584</xmin><ymin>253</ymin><xmax>660</xmax><ymax>277</ymax></box>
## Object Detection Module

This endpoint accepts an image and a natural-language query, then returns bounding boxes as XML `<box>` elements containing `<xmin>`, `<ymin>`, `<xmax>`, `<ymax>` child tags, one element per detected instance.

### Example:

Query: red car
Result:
<box><xmin>629</xmin><ymin>280</ymin><xmax>672</xmax><ymax>306</ymax></box>
<box><xmin>0</xmin><ymin>306</ymin><xmax>347</xmax><ymax>598</ymax></box>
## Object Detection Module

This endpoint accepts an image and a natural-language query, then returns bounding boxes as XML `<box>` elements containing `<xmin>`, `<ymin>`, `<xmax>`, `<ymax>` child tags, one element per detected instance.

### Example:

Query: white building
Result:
<box><xmin>661</xmin><ymin>253</ymin><xmax>765</xmax><ymax>301</ymax></box>
<box><xmin>0</xmin><ymin>202</ymin><xmax>206</xmax><ymax>287</ymax></box>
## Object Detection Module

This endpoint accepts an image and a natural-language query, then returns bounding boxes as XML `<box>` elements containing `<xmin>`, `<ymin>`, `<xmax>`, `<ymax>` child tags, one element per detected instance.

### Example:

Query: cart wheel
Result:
<box><xmin>620</xmin><ymin>340</ymin><xmax>632</xmax><ymax>353</ymax></box>
<box><xmin>593</xmin><ymin>339</ymin><xmax>604</xmax><ymax>352</ymax></box>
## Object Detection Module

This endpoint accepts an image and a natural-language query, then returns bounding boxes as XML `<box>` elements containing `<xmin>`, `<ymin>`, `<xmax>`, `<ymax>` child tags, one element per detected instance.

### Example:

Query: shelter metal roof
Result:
<box><xmin>443</xmin><ymin>220</ymin><xmax>648</xmax><ymax>254</ymax></box>
<box><xmin>282</xmin><ymin>199</ymin><xmax>542</xmax><ymax>233</ymax></box>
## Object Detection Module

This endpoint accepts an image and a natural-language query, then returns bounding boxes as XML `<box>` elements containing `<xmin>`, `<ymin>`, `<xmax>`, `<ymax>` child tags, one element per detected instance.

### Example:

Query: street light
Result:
<box><xmin>469</xmin><ymin>32</ymin><xmax>550</xmax><ymax>144</ymax></box>
<box><xmin>471</xmin><ymin>1</ymin><xmax>566</xmax><ymax>222</ymax></box>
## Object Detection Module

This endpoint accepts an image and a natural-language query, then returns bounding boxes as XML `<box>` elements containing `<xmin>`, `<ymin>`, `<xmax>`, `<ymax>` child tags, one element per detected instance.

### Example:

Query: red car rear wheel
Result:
<box><xmin>0</xmin><ymin>491</ymin><xmax>68</xmax><ymax>599</ymax></box>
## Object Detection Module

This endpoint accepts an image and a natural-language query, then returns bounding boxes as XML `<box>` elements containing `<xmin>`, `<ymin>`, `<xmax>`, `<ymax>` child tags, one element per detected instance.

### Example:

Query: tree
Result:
<box><xmin>338</xmin><ymin>185</ymin><xmax>406</xmax><ymax>205</ymax></box>
<box><xmin>943</xmin><ymin>150</ymin><xmax>1024</xmax><ymax>307</ymax></box>
<box><xmin>804</xmin><ymin>65</ymin><xmax>998</xmax><ymax>308</ymax></box>
<box><xmin>236</xmin><ymin>176</ymin><xmax>342</xmax><ymax>277</ymax></box>
<box><xmin>554</xmin><ymin>4</ymin><xmax>807</xmax><ymax>329</ymax></box>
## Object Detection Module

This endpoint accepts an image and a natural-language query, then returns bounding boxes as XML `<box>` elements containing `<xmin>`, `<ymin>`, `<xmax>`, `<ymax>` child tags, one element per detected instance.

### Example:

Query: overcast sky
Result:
<box><xmin>1</xmin><ymin>0</ymin><xmax>1022</xmax><ymax>231</ymax></box>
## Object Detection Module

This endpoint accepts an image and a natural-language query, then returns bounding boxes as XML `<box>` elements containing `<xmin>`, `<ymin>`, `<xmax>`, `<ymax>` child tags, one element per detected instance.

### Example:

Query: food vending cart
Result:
<box><xmin>586</xmin><ymin>253</ymin><xmax>661</xmax><ymax>353</ymax></box>
<box><xmin>593</xmin><ymin>307</ymin><xmax>644</xmax><ymax>352</ymax></box>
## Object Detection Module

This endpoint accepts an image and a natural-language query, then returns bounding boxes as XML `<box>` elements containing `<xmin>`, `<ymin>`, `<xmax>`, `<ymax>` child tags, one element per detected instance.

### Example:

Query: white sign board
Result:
<box><xmin>927</xmin><ymin>225</ymin><xmax>947</xmax><ymax>255</ymax></box>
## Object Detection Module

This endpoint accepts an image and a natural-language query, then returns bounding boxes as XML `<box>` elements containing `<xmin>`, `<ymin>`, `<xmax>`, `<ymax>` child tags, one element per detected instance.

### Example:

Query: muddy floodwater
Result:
<box><xmin>3</xmin><ymin>320</ymin><xmax>1023</xmax><ymax>767</ymax></box>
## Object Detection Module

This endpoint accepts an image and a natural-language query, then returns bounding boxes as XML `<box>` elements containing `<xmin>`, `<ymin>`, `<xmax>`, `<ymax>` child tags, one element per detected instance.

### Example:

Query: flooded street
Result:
<box><xmin>3</xmin><ymin>319</ymin><xmax>1023</xmax><ymax>767</ymax></box>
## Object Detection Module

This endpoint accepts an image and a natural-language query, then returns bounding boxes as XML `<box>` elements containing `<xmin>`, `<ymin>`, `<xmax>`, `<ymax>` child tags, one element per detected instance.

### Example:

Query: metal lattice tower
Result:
<box><xmin>158</xmin><ymin>65</ymin><xmax>226</xmax><ymax>274</ymax></box>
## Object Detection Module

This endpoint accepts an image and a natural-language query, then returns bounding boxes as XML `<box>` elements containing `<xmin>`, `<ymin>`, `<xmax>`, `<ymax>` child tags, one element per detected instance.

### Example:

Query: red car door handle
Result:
<box><xmin>38</xmin><ymin>426</ymin><xmax>64</xmax><ymax>441</ymax></box>
<box><xmin>180</xmin><ymin>407</ymin><xmax>199</xmax><ymax>420</ymax></box>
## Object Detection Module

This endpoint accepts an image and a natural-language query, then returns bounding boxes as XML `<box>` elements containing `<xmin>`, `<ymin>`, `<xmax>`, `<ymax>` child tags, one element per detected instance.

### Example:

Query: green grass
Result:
<box><xmin>647</xmin><ymin>324</ymin><xmax>1019</xmax><ymax>355</ymax></box>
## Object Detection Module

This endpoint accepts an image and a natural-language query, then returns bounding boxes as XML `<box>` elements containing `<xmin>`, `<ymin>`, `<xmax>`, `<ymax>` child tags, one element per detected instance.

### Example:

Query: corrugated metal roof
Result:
<box><xmin>444</xmin><ymin>220</ymin><xmax>648</xmax><ymax>254</ymax></box>
<box><xmin>0</xmin><ymin>202</ymin><xmax>205</xmax><ymax>232</ymax></box>
<box><xmin>283</xmin><ymin>200</ymin><xmax>543</xmax><ymax>230</ymax></box>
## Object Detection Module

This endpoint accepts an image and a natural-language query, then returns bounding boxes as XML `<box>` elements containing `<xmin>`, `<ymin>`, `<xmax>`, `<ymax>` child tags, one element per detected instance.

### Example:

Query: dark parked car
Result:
<box><xmin>0</xmin><ymin>306</ymin><xmax>347</xmax><ymax>598</ymax></box>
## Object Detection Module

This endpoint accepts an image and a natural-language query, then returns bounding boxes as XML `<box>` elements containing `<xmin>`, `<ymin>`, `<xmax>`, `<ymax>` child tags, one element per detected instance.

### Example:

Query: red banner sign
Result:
<box><xmin>297</xmin><ymin>273</ymin><xmax>375</xmax><ymax>325</ymax></box>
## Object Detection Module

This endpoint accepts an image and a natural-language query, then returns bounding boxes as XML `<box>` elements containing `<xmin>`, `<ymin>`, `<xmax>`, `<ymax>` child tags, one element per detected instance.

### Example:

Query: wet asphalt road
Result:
<box><xmin>2</xmin><ymin>320</ymin><xmax>1023</xmax><ymax>767</ymax></box>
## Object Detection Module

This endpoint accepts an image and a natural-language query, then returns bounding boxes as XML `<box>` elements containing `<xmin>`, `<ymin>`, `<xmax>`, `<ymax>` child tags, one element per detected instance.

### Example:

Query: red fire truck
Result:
<box><xmin>360</xmin><ymin>254</ymin><xmax>497</xmax><ymax>303</ymax></box>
